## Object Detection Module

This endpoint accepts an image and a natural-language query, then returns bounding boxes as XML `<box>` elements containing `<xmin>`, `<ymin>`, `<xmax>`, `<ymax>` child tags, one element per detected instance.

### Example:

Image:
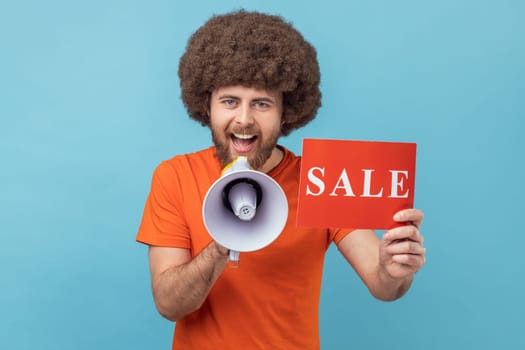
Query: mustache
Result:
<box><xmin>230</xmin><ymin>126</ymin><xmax>258</xmax><ymax>135</ymax></box>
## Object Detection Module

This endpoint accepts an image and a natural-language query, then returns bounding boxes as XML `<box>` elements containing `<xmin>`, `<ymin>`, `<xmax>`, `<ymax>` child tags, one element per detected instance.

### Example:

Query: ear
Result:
<box><xmin>204</xmin><ymin>93</ymin><xmax>211</xmax><ymax>115</ymax></box>
<box><xmin>280</xmin><ymin>114</ymin><xmax>293</xmax><ymax>135</ymax></box>
<box><xmin>203</xmin><ymin>94</ymin><xmax>211</xmax><ymax>125</ymax></box>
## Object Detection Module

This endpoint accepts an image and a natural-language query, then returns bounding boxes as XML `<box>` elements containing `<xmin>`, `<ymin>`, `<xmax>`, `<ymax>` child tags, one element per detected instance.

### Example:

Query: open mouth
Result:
<box><xmin>231</xmin><ymin>132</ymin><xmax>257</xmax><ymax>153</ymax></box>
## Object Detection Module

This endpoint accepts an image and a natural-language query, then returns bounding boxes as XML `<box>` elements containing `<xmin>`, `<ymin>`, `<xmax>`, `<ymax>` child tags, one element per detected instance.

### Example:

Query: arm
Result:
<box><xmin>337</xmin><ymin>209</ymin><xmax>426</xmax><ymax>301</ymax></box>
<box><xmin>148</xmin><ymin>241</ymin><xmax>230</xmax><ymax>321</ymax></box>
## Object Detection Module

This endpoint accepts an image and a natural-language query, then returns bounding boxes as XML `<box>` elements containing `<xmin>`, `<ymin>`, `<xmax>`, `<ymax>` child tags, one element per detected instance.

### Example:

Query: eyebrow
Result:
<box><xmin>253</xmin><ymin>97</ymin><xmax>276</xmax><ymax>104</ymax></box>
<box><xmin>217</xmin><ymin>94</ymin><xmax>275</xmax><ymax>104</ymax></box>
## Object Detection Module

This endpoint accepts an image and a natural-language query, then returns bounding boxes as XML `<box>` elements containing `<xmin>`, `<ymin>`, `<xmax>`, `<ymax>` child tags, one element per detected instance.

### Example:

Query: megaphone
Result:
<box><xmin>202</xmin><ymin>156</ymin><xmax>288</xmax><ymax>265</ymax></box>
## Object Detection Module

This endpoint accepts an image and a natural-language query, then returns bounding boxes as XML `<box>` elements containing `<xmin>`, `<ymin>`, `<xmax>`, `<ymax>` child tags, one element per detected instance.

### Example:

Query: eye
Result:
<box><xmin>222</xmin><ymin>99</ymin><xmax>237</xmax><ymax>107</ymax></box>
<box><xmin>253</xmin><ymin>101</ymin><xmax>271</xmax><ymax>110</ymax></box>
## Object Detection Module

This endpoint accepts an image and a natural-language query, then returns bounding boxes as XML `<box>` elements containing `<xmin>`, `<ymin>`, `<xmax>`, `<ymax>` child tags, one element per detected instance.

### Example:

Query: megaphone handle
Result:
<box><xmin>228</xmin><ymin>250</ymin><xmax>240</xmax><ymax>268</ymax></box>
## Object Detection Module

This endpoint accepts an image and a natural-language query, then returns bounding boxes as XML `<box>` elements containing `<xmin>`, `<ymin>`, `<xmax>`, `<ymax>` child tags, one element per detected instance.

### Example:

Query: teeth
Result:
<box><xmin>233</xmin><ymin>133</ymin><xmax>255</xmax><ymax>139</ymax></box>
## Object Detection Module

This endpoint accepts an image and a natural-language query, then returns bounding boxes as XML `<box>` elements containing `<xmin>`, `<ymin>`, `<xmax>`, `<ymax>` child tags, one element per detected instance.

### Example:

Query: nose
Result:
<box><xmin>234</xmin><ymin>103</ymin><xmax>254</xmax><ymax>126</ymax></box>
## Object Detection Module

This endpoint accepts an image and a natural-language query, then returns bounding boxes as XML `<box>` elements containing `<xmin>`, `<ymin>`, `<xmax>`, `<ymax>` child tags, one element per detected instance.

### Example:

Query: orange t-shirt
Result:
<box><xmin>136</xmin><ymin>146</ymin><xmax>353</xmax><ymax>350</ymax></box>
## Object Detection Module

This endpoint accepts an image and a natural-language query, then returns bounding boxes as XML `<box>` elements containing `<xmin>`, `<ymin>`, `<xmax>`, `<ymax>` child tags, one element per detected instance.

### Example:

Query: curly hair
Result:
<box><xmin>178</xmin><ymin>10</ymin><xmax>321</xmax><ymax>136</ymax></box>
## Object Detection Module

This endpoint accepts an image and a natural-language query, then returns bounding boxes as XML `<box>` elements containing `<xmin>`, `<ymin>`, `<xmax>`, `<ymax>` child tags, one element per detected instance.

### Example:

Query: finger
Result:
<box><xmin>383</xmin><ymin>262</ymin><xmax>420</xmax><ymax>279</ymax></box>
<box><xmin>393</xmin><ymin>208</ymin><xmax>424</xmax><ymax>228</ymax></box>
<box><xmin>384</xmin><ymin>240</ymin><xmax>426</xmax><ymax>256</ymax></box>
<box><xmin>383</xmin><ymin>225</ymin><xmax>423</xmax><ymax>244</ymax></box>
<box><xmin>392</xmin><ymin>253</ymin><xmax>426</xmax><ymax>268</ymax></box>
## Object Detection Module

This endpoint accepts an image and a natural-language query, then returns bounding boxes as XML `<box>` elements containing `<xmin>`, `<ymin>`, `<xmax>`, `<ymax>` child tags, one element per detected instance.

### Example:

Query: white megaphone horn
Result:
<box><xmin>202</xmin><ymin>156</ymin><xmax>288</xmax><ymax>266</ymax></box>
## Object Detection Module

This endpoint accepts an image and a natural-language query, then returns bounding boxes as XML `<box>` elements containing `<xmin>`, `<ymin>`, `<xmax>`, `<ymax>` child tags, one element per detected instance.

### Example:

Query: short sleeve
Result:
<box><xmin>136</xmin><ymin>161</ymin><xmax>192</xmax><ymax>248</ymax></box>
<box><xmin>328</xmin><ymin>227</ymin><xmax>355</xmax><ymax>245</ymax></box>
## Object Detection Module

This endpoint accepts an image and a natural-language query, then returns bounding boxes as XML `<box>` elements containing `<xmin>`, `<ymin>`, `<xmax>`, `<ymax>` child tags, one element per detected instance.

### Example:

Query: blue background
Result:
<box><xmin>1</xmin><ymin>0</ymin><xmax>523</xmax><ymax>349</ymax></box>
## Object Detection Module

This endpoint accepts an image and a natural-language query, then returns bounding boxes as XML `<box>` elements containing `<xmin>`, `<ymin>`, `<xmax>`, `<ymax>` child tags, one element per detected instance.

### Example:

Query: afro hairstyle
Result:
<box><xmin>178</xmin><ymin>10</ymin><xmax>321</xmax><ymax>136</ymax></box>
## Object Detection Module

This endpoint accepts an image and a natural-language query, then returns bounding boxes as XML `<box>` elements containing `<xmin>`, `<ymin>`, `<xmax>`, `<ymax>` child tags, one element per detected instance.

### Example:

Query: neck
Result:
<box><xmin>259</xmin><ymin>146</ymin><xmax>283</xmax><ymax>173</ymax></box>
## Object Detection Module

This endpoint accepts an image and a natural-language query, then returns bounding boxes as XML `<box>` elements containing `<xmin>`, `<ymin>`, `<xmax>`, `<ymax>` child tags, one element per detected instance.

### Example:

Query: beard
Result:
<box><xmin>211</xmin><ymin>126</ymin><xmax>280</xmax><ymax>170</ymax></box>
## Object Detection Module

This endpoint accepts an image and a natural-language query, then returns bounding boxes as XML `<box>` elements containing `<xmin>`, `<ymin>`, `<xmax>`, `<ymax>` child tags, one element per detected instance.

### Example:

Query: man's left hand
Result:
<box><xmin>379</xmin><ymin>208</ymin><xmax>426</xmax><ymax>279</ymax></box>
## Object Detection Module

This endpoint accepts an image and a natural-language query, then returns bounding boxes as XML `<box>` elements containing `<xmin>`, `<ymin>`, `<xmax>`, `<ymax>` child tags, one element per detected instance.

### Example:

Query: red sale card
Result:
<box><xmin>297</xmin><ymin>139</ymin><xmax>417</xmax><ymax>230</ymax></box>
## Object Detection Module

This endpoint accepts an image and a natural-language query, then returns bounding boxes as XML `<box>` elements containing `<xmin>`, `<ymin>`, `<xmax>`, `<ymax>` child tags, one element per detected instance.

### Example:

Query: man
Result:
<box><xmin>137</xmin><ymin>10</ymin><xmax>425</xmax><ymax>349</ymax></box>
